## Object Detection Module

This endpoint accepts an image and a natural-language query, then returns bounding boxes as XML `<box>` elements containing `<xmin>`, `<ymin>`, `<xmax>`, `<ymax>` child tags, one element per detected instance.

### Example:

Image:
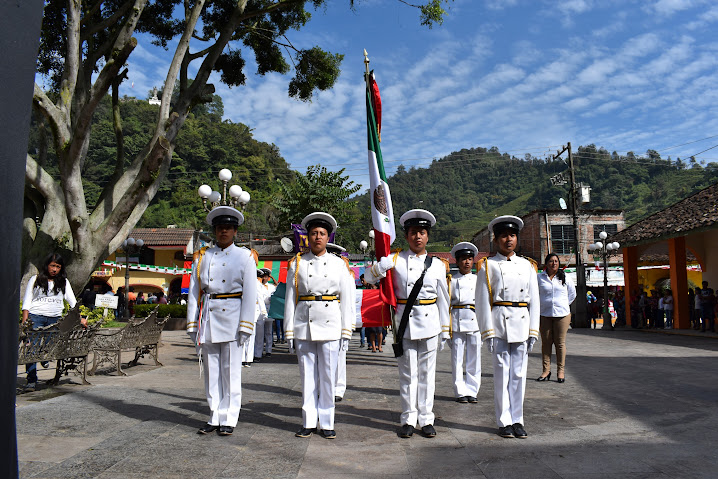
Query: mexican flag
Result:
<box><xmin>366</xmin><ymin>70</ymin><xmax>396</xmax><ymax>307</ymax></box>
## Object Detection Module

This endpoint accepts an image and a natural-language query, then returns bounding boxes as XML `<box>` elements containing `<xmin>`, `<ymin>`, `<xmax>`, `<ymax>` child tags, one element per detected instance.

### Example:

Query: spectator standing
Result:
<box><xmin>694</xmin><ymin>288</ymin><xmax>702</xmax><ymax>330</ymax></box>
<box><xmin>663</xmin><ymin>289</ymin><xmax>674</xmax><ymax>329</ymax></box>
<box><xmin>157</xmin><ymin>291</ymin><xmax>168</xmax><ymax>305</ymax></box>
<box><xmin>700</xmin><ymin>281</ymin><xmax>715</xmax><ymax>332</ymax></box>
<box><xmin>21</xmin><ymin>253</ymin><xmax>81</xmax><ymax>390</ymax></box>
<box><xmin>537</xmin><ymin>253</ymin><xmax>576</xmax><ymax>383</ymax></box>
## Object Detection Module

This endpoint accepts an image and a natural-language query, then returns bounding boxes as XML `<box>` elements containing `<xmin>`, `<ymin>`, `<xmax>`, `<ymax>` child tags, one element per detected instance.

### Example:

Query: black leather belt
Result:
<box><xmin>298</xmin><ymin>295</ymin><xmax>339</xmax><ymax>301</ymax></box>
<box><xmin>453</xmin><ymin>304</ymin><xmax>475</xmax><ymax>310</ymax></box>
<box><xmin>493</xmin><ymin>301</ymin><xmax>528</xmax><ymax>307</ymax></box>
<box><xmin>209</xmin><ymin>292</ymin><xmax>243</xmax><ymax>299</ymax></box>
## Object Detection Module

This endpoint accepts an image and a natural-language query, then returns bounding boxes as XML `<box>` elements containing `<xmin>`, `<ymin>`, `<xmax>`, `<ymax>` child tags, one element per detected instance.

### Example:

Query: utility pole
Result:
<box><xmin>554</xmin><ymin>142</ymin><xmax>589</xmax><ymax>328</ymax></box>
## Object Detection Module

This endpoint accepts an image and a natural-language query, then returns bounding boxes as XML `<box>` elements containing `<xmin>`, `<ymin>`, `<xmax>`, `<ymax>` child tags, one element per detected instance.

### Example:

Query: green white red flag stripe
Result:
<box><xmin>366</xmin><ymin>70</ymin><xmax>396</xmax><ymax>307</ymax></box>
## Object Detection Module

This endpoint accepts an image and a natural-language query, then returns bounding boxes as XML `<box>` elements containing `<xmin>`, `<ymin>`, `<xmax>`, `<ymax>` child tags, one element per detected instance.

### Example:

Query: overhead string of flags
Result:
<box><xmin>364</xmin><ymin>49</ymin><xmax>396</xmax><ymax>309</ymax></box>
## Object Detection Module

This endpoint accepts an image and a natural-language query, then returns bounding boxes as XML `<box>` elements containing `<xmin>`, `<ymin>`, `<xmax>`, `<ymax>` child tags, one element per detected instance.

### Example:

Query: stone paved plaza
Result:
<box><xmin>15</xmin><ymin>328</ymin><xmax>718</xmax><ymax>478</ymax></box>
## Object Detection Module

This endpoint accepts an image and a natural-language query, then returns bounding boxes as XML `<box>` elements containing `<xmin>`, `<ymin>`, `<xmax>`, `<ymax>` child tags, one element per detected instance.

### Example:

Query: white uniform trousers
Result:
<box><xmin>398</xmin><ymin>335</ymin><xmax>439</xmax><ymax>427</ymax></box>
<box><xmin>296</xmin><ymin>339</ymin><xmax>339</xmax><ymax>429</ymax></box>
<box><xmin>335</xmin><ymin>347</ymin><xmax>347</xmax><ymax>398</ymax></box>
<box><xmin>242</xmin><ymin>329</ymin><xmax>255</xmax><ymax>363</ymax></box>
<box><xmin>450</xmin><ymin>331</ymin><xmax>481</xmax><ymax>398</ymax></box>
<box><xmin>253</xmin><ymin>320</ymin><xmax>265</xmax><ymax>358</ymax></box>
<box><xmin>492</xmin><ymin>338</ymin><xmax>528</xmax><ymax>427</ymax></box>
<box><xmin>262</xmin><ymin>318</ymin><xmax>274</xmax><ymax>354</ymax></box>
<box><xmin>201</xmin><ymin>340</ymin><xmax>243</xmax><ymax>427</ymax></box>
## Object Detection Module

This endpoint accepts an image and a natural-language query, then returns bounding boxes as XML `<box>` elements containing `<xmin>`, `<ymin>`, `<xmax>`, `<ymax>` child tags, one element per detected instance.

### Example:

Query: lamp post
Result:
<box><xmin>368</xmin><ymin>230</ymin><xmax>376</xmax><ymax>264</ymax></box>
<box><xmin>198</xmin><ymin>169</ymin><xmax>250</xmax><ymax>246</ymax></box>
<box><xmin>359</xmin><ymin>240</ymin><xmax>368</xmax><ymax>260</ymax></box>
<box><xmin>122</xmin><ymin>236</ymin><xmax>144</xmax><ymax>320</ymax></box>
<box><xmin>588</xmin><ymin>231</ymin><xmax>620</xmax><ymax>331</ymax></box>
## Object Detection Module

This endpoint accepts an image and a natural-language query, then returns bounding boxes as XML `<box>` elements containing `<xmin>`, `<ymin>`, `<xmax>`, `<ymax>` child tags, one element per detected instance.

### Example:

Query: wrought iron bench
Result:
<box><xmin>89</xmin><ymin>309</ymin><xmax>168</xmax><ymax>376</ymax></box>
<box><xmin>18</xmin><ymin>306</ymin><xmax>99</xmax><ymax>385</ymax></box>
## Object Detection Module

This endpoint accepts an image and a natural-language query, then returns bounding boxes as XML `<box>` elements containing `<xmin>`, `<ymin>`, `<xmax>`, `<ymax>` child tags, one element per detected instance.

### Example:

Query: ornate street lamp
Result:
<box><xmin>368</xmin><ymin>230</ymin><xmax>376</xmax><ymax>264</ymax></box>
<box><xmin>588</xmin><ymin>231</ymin><xmax>620</xmax><ymax>331</ymax></box>
<box><xmin>122</xmin><ymin>236</ymin><xmax>144</xmax><ymax>320</ymax></box>
<box><xmin>198</xmin><ymin>169</ymin><xmax>251</xmax><ymax>212</ymax></box>
<box><xmin>359</xmin><ymin>240</ymin><xmax>369</xmax><ymax>261</ymax></box>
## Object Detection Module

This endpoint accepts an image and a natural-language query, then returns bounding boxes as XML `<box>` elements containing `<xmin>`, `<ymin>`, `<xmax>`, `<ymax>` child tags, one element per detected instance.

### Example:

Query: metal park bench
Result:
<box><xmin>89</xmin><ymin>308</ymin><xmax>168</xmax><ymax>376</ymax></box>
<box><xmin>18</xmin><ymin>306</ymin><xmax>99</xmax><ymax>386</ymax></box>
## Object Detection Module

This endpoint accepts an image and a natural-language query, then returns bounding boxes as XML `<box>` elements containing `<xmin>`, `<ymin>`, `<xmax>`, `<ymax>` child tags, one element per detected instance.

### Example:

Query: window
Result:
<box><xmin>551</xmin><ymin>225</ymin><xmax>574</xmax><ymax>254</ymax></box>
<box><xmin>593</xmin><ymin>224</ymin><xmax>618</xmax><ymax>240</ymax></box>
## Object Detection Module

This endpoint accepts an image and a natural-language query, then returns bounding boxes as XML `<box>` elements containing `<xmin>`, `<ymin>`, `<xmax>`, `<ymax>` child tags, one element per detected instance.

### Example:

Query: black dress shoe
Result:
<box><xmin>557</xmin><ymin>377</ymin><xmax>565</xmax><ymax>383</ymax></box>
<box><xmin>536</xmin><ymin>372</ymin><xmax>551</xmax><ymax>381</ymax></box>
<box><xmin>421</xmin><ymin>425</ymin><xmax>437</xmax><ymax>438</ymax></box>
<box><xmin>467</xmin><ymin>396</ymin><xmax>478</xmax><ymax>404</ymax></box>
<box><xmin>295</xmin><ymin>427</ymin><xmax>315</xmax><ymax>438</ymax></box>
<box><xmin>498</xmin><ymin>425</ymin><xmax>515</xmax><ymax>438</ymax></box>
<box><xmin>398</xmin><ymin>424</ymin><xmax>414</xmax><ymax>438</ymax></box>
<box><xmin>266</xmin><ymin>353</ymin><xmax>271</xmax><ymax>357</ymax></box>
<box><xmin>197</xmin><ymin>423</ymin><xmax>219</xmax><ymax>435</ymax></box>
<box><xmin>320</xmin><ymin>429</ymin><xmax>336</xmax><ymax>439</ymax></box>
<box><xmin>218</xmin><ymin>426</ymin><xmax>234</xmax><ymax>436</ymax></box>
<box><xmin>335</xmin><ymin>396</ymin><xmax>343</xmax><ymax>402</ymax></box>
<box><xmin>513</xmin><ymin>423</ymin><xmax>527</xmax><ymax>438</ymax></box>
<box><xmin>456</xmin><ymin>396</ymin><xmax>469</xmax><ymax>403</ymax></box>
<box><xmin>254</xmin><ymin>357</ymin><xmax>261</xmax><ymax>362</ymax></box>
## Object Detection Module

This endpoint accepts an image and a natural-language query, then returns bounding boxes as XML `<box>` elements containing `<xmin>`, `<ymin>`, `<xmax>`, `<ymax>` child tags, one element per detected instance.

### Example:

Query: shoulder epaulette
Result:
<box><xmin>288</xmin><ymin>252</ymin><xmax>301</xmax><ymax>267</ymax></box>
<box><xmin>475</xmin><ymin>256</ymin><xmax>487</xmax><ymax>271</ymax></box>
<box><xmin>438</xmin><ymin>256</ymin><xmax>450</xmax><ymax>273</ymax></box>
<box><xmin>250</xmin><ymin>248</ymin><xmax>259</xmax><ymax>265</ymax></box>
<box><xmin>523</xmin><ymin>256</ymin><xmax>539</xmax><ymax>272</ymax></box>
<box><xmin>341</xmin><ymin>256</ymin><xmax>353</xmax><ymax>275</ymax></box>
<box><xmin>192</xmin><ymin>246</ymin><xmax>208</xmax><ymax>261</ymax></box>
<box><xmin>391</xmin><ymin>248</ymin><xmax>402</xmax><ymax>254</ymax></box>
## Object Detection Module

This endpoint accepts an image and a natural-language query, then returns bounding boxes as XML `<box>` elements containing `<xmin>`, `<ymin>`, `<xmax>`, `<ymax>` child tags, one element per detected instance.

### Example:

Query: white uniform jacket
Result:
<box><xmin>186</xmin><ymin>244</ymin><xmax>258</xmax><ymax>343</ymax></box>
<box><xmin>451</xmin><ymin>272</ymin><xmax>479</xmax><ymax>334</ymax></box>
<box><xmin>284</xmin><ymin>252</ymin><xmax>354</xmax><ymax>341</ymax></box>
<box><xmin>365</xmin><ymin>250</ymin><xmax>450</xmax><ymax>341</ymax></box>
<box><xmin>262</xmin><ymin>283</ymin><xmax>276</xmax><ymax>311</ymax></box>
<box><xmin>256</xmin><ymin>279</ymin><xmax>267</xmax><ymax>322</ymax></box>
<box><xmin>475</xmin><ymin>253</ymin><xmax>539</xmax><ymax>343</ymax></box>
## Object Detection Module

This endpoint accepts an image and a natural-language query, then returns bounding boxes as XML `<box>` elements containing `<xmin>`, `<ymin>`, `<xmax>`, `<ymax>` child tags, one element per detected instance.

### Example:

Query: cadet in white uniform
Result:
<box><xmin>449</xmin><ymin>242</ymin><xmax>481</xmax><ymax>404</ymax></box>
<box><xmin>475</xmin><ymin>215</ymin><xmax>539</xmax><ymax>439</ymax></box>
<box><xmin>253</xmin><ymin>270</ymin><xmax>269</xmax><ymax>360</ymax></box>
<box><xmin>187</xmin><ymin>206</ymin><xmax>258</xmax><ymax>436</ymax></box>
<box><xmin>325</xmin><ymin>243</ymin><xmax>356</xmax><ymax>402</ymax></box>
<box><xmin>242</xmin><ymin>269</ymin><xmax>265</xmax><ymax>367</ymax></box>
<box><xmin>364</xmin><ymin>209</ymin><xmax>450</xmax><ymax>439</ymax></box>
<box><xmin>285</xmin><ymin>213</ymin><xmax>354</xmax><ymax>439</ymax></box>
<box><xmin>260</xmin><ymin>268</ymin><xmax>275</xmax><ymax>357</ymax></box>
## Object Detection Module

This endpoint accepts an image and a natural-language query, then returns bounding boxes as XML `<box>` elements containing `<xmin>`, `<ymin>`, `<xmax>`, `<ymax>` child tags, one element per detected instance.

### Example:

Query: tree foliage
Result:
<box><xmin>25</xmin><ymin>0</ymin><xmax>449</xmax><ymax>290</ymax></box>
<box><xmin>272</xmin><ymin>165</ymin><xmax>361</xmax><ymax>231</ymax></box>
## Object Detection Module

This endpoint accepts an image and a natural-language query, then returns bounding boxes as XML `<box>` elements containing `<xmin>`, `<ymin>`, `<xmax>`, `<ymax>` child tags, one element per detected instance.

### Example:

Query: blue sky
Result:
<box><xmin>121</xmin><ymin>0</ymin><xmax>718</xmax><ymax>190</ymax></box>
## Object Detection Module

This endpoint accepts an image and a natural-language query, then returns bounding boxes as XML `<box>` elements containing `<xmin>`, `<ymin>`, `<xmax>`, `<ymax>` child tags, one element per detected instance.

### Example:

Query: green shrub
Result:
<box><xmin>133</xmin><ymin>304</ymin><xmax>187</xmax><ymax>318</ymax></box>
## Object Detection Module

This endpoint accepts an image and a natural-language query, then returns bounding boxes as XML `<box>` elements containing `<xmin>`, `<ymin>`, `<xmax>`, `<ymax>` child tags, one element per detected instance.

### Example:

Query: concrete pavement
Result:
<box><xmin>15</xmin><ymin>327</ymin><xmax>718</xmax><ymax>478</ymax></box>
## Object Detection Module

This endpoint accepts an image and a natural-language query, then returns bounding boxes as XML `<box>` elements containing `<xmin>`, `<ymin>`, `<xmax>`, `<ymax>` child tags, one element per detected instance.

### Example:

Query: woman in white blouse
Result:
<box><xmin>536</xmin><ymin>253</ymin><xmax>576</xmax><ymax>383</ymax></box>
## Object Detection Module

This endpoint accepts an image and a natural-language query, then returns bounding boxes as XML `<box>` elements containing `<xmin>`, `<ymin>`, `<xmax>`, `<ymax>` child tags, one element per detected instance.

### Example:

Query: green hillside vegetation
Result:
<box><xmin>28</xmin><ymin>95</ymin><xmax>718</xmax><ymax>255</ymax></box>
<box><xmin>343</xmin><ymin>146</ymin><xmax>718</xmax><ymax>252</ymax></box>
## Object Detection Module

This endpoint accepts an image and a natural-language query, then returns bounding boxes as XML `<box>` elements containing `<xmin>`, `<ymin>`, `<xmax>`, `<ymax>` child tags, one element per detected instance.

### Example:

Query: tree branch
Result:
<box><xmin>112</xmin><ymin>69</ymin><xmax>128</xmax><ymax>177</ymax></box>
<box><xmin>25</xmin><ymin>154</ymin><xmax>64</xmax><ymax>202</ymax></box>
<box><xmin>82</xmin><ymin>0</ymin><xmax>134</xmax><ymax>38</ymax></box>
<box><xmin>32</xmin><ymin>83</ymin><xmax>69</xmax><ymax>142</ymax></box>
<box><xmin>58</xmin><ymin>0</ymin><xmax>82</xmax><ymax>116</ymax></box>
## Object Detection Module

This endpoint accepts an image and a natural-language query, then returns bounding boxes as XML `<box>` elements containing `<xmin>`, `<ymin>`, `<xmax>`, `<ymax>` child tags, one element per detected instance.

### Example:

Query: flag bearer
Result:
<box><xmin>449</xmin><ymin>242</ymin><xmax>481</xmax><ymax>404</ymax></box>
<box><xmin>285</xmin><ymin>213</ymin><xmax>354</xmax><ymax>439</ymax></box>
<box><xmin>475</xmin><ymin>215</ymin><xmax>539</xmax><ymax>439</ymax></box>
<box><xmin>187</xmin><ymin>206</ymin><xmax>258</xmax><ymax>437</ymax></box>
<box><xmin>364</xmin><ymin>209</ymin><xmax>450</xmax><ymax>439</ymax></box>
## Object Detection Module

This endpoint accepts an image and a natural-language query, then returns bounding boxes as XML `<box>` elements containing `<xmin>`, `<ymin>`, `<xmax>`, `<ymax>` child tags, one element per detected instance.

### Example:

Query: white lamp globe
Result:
<box><xmin>218</xmin><ymin>169</ymin><xmax>232</xmax><ymax>182</ymax></box>
<box><xmin>126</xmin><ymin>237</ymin><xmax>135</xmax><ymax>246</ymax></box>
<box><xmin>587</xmin><ymin>244</ymin><xmax>595</xmax><ymax>251</ymax></box>
<box><xmin>198</xmin><ymin>184</ymin><xmax>212</xmax><ymax>198</ymax></box>
<box><xmin>208</xmin><ymin>191</ymin><xmax>221</xmax><ymax>203</ymax></box>
<box><xmin>360</xmin><ymin>240</ymin><xmax>368</xmax><ymax>250</ymax></box>
<box><xmin>122</xmin><ymin>239</ymin><xmax>128</xmax><ymax>248</ymax></box>
<box><xmin>612</xmin><ymin>242</ymin><xmax>620</xmax><ymax>250</ymax></box>
<box><xmin>595</xmin><ymin>241</ymin><xmax>603</xmax><ymax>250</ymax></box>
<box><xmin>606</xmin><ymin>243</ymin><xmax>614</xmax><ymax>251</ymax></box>
<box><xmin>136</xmin><ymin>239</ymin><xmax>144</xmax><ymax>248</ymax></box>
<box><xmin>229</xmin><ymin>185</ymin><xmax>243</xmax><ymax>198</ymax></box>
<box><xmin>368</xmin><ymin>230</ymin><xmax>375</xmax><ymax>239</ymax></box>
<box><xmin>239</xmin><ymin>191</ymin><xmax>250</xmax><ymax>204</ymax></box>
<box><xmin>599</xmin><ymin>231</ymin><xmax>608</xmax><ymax>240</ymax></box>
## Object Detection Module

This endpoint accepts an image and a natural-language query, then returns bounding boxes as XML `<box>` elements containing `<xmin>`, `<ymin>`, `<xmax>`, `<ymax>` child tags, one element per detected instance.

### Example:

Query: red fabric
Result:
<box><xmin>360</xmin><ymin>289</ymin><xmax>392</xmax><ymax>328</ymax></box>
<box><xmin>369</xmin><ymin>74</ymin><xmax>382</xmax><ymax>138</ymax></box>
<box><xmin>181</xmin><ymin>261</ymin><xmax>192</xmax><ymax>289</ymax></box>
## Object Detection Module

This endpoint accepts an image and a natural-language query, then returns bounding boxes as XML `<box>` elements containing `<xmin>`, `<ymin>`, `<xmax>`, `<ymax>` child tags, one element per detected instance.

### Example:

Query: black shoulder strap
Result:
<box><xmin>396</xmin><ymin>255</ymin><xmax>433</xmax><ymax>343</ymax></box>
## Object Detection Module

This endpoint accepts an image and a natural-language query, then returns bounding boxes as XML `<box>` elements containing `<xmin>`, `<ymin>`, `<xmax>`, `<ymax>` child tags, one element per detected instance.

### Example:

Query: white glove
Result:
<box><xmin>527</xmin><ymin>337</ymin><xmax>537</xmax><ymax>352</ymax></box>
<box><xmin>288</xmin><ymin>339</ymin><xmax>295</xmax><ymax>354</ymax></box>
<box><xmin>340</xmin><ymin>338</ymin><xmax>349</xmax><ymax>351</ymax></box>
<box><xmin>439</xmin><ymin>338</ymin><xmax>447</xmax><ymax>351</ymax></box>
<box><xmin>377</xmin><ymin>256</ymin><xmax>395</xmax><ymax>275</ymax></box>
<box><xmin>485</xmin><ymin>337</ymin><xmax>494</xmax><ymax>353</ymax></box>
<box><xmin>188</xmin><ymin>331</ymin><xmax>197</xmax><ymax>344</ymax></box>
<box><xmin>238</xmin><ymin>331</ymin><xmax>251</xmax><ymax>346</ymax></box>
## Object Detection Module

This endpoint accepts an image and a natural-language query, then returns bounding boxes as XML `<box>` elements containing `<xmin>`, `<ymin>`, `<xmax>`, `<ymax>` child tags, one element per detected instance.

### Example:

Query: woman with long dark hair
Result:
<box><xmin>536</xmin><ymin>253</ymin><xmax>576</xmax><ymax>383</ymax></box>
<box><xmin>21</xmin><ymin>253</ymin><xmax>78</xmax><ymax>390</ymax></box>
